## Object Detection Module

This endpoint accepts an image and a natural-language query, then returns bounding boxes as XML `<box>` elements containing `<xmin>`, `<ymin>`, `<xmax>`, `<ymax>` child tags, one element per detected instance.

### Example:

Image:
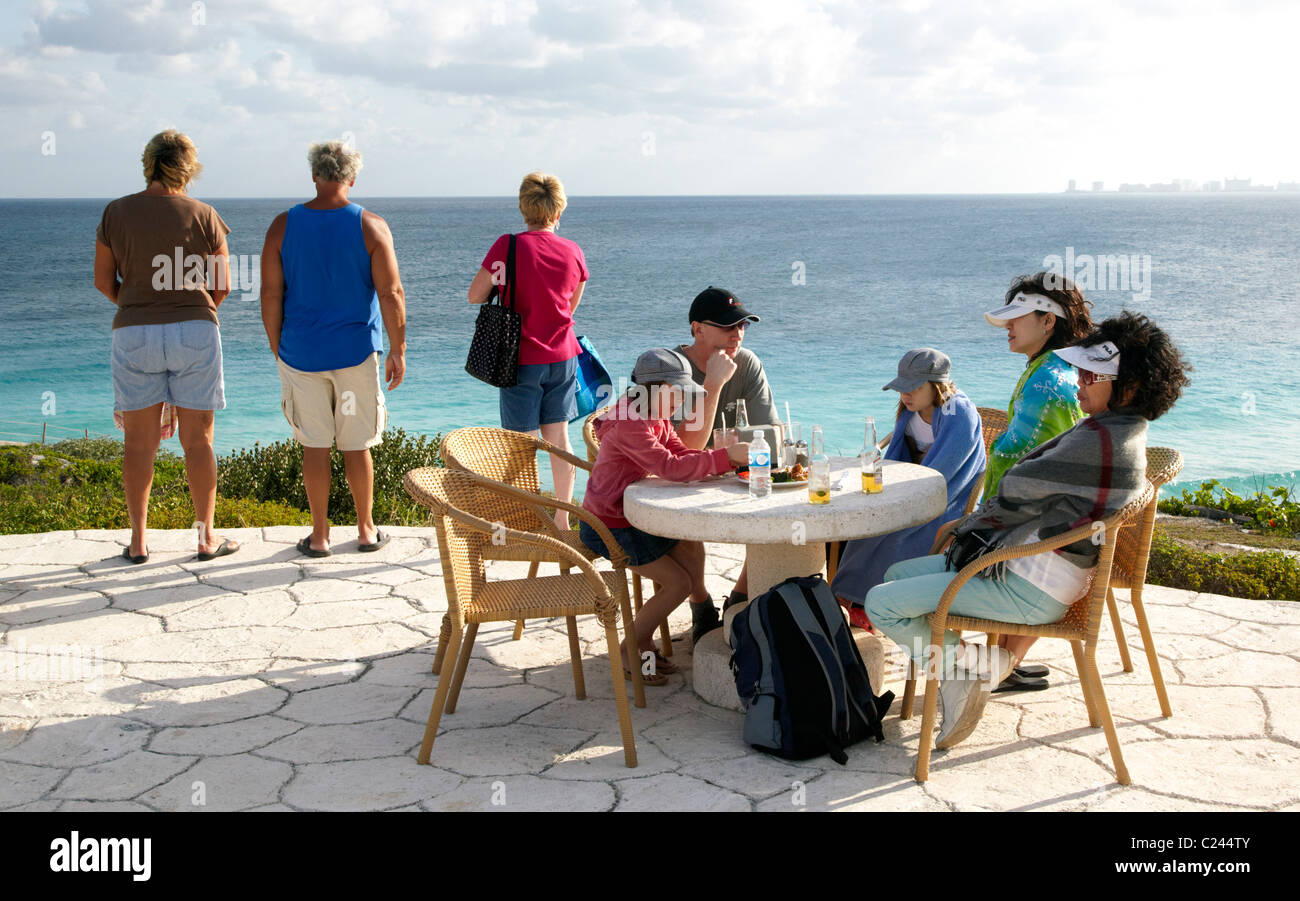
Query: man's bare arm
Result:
<box><xmin>677</xmin><ymin>348</ymin><xmax>738</xmax><ymax>450</ymax></box>
<box><xmin>259</xmin><ymin>212</ymin><xmax>287</xmax><ymax>357</ymax></box>
<box><xmin>363</xmin><ymin>210</ymin><xmax>407</xmax><ymax>390</ymax></box>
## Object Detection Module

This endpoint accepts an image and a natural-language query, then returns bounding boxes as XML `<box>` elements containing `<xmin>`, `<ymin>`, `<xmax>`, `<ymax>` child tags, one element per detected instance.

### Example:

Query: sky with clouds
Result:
<box><xmin>3</xmin><ymin>0</ymin><xmax>1297</xmax><ymax>197</ymax></box>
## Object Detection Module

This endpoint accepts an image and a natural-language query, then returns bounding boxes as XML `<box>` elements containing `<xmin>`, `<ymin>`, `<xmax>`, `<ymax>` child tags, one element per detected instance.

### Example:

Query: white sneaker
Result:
<box><xmin>935</xmin><ymin>664</ymin><xmax>997</xmax><ymax>750</ymax></box>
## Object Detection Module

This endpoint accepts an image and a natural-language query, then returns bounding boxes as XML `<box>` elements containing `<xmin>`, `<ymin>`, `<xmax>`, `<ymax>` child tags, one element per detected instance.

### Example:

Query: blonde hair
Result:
<box><xmin>308</xmin><ymin>141</ymin><xmax>363</xmax><ymax>184</ymax></box>
<box><xmin>518</xmin><ymin>171</ymin><xmax>567</xmax><ymax>227</ymax></box>
<box><xmin>141</xmin><ymin>130</ymin><xmax>202</xmax><ymax>189</ymax></box>
<box><xmin>895</xmin><ymin>380</ymin><xmax>957</xmax><ymax>421</ymax></box>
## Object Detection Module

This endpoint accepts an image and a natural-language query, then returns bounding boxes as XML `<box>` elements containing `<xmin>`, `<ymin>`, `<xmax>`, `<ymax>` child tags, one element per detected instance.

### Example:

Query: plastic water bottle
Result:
<box><xmin>748</xmin><ymin>430</ymin><xmax>771</xmax><ymax>498</ymax></box>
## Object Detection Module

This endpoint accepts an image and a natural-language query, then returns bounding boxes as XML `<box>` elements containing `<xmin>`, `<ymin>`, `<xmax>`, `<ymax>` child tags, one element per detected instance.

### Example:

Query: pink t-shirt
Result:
<box><xmin>482</xmin><ymin>230</ymin><xmax>587</xmax><ymax>365</ymax></box>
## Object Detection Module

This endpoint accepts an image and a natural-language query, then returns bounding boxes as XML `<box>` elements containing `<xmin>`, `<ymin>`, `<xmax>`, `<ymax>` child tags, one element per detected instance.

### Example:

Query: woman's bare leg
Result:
<box><xmin>121</xmin><ymin>404</ymin><xmax>163</xmax><ymax>557</ymax></box>
<box><xmin>539</xmin><ymin>421</ymin><xmax>575</xmax><ymax>531</ymax></box>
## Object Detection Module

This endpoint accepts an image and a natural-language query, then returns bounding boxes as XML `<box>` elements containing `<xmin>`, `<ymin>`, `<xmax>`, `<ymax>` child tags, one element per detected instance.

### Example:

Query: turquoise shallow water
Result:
<box><xmin>2</xmin><ymin>194</ymin><xmax>1297</xmax><ymax>500</ymax></box>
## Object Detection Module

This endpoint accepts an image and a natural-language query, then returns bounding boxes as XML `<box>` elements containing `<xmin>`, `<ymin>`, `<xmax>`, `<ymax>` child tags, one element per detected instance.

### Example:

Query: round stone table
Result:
<box><xmin>624</xmin><ymin>457</ymin><xmax>947</xmax><ymax>709</ymax></box>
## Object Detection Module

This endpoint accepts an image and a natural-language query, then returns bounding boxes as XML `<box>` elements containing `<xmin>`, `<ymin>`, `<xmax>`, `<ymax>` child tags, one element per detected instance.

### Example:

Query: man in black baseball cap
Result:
<box><xmin>675</xmin><ymin>286</ymin><xmax>780</xmax><ymax>642</ymax></box>
<box><xmin>676</xmin><ymin>286</ymin><xmax>777</xmax><ymax>450</ymax></box>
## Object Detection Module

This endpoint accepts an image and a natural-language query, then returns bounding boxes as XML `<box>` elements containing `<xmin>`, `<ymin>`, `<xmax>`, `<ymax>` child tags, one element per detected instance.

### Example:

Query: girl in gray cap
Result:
<box><xmin>831</xmin><ymin>348</ymin><xmax>986</xmax><ymax>622</ymax></box>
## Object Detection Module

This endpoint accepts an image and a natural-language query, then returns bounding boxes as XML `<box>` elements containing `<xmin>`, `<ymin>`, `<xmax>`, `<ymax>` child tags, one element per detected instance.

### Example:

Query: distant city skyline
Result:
<box><xmin>3</xmin><ymin>1</ymin><xmax>1299</xmax><ymax>198</ymax></box>
<box><xmin>1065</xmin><ymin>176</ymin><xmax>1300</xmax><ymax>194</ymax></box>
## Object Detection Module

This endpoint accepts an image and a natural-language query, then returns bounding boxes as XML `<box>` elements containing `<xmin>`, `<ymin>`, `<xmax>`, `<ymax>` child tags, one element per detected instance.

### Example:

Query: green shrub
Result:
<box><xmin>1146</xmin><ymin>530</ymin><xmax>1300</xmax><ymax>601</ymax></box>
<box><xmin>0</xmin><ymin>444</ymin><xmax>310</xmax><ymax>534</ymax></box>
<box><xmin>1159</xmin><ymin>479</ymin><xmax>1300</xmax><ymax>535</ymax></box>
<box><xmin>216</xmin><ymin>427</ymin><xmax>442</xmax><ymax>527</ymax></box>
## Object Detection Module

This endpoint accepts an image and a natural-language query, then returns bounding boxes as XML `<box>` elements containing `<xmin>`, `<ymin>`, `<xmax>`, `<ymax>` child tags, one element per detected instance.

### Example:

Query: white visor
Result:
<box><xmin>984</xmin><ymin>292</ymin><xmax>1067</xmax><ymax>326</ymax></box>
<box><xmin>1054</xmin><ymin>341</ymin><xmax>1121</xmax><ymax>376</ymax></box>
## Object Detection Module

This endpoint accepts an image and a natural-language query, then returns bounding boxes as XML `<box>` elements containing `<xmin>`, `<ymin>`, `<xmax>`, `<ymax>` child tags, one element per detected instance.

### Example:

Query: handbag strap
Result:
<box><xmin>502</xmin><ymin>233</ymin><xmax>517</xmax><ymax>312</ymax></box>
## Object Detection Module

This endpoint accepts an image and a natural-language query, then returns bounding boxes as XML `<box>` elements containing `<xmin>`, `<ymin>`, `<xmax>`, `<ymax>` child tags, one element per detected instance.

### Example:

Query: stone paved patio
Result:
<box><xmin>2</xmin><ymin>526</ymin><xmax>1298</xmax><ymax>812</ymax></box>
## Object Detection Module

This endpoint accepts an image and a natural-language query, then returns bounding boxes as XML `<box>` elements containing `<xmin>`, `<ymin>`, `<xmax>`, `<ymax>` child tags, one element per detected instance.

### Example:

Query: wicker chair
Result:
<box><xmin>906</xmin><ymin>483</ymin><xmax>1154</xmax><ymax>784</ymax></box>
<box><xmin>581</xmin><ymin>409</ymin><xmax>674</xmax><ymax>657</ymax></box>
<box><xmin>441</xmin><ymin>426</ymin><xmax>597</xmax><ymax>650</ymax></box>
<box><xmin>403</xmin><ymin>467</ymin><xmax>639</xmax><ymax>767</ymax></box>
<box><xmin>1103</xmin><ymin>446</ymin><xmax>1185</xmax><ymax>717</ymax></box>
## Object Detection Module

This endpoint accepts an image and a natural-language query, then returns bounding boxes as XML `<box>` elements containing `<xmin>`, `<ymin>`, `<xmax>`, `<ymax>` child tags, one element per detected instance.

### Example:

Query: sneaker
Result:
<box><xmin>722</xmin><ymin>591</ymin><xmax>748</xmax><ymax>612</ymax></box>
<box><xmin>935</xmin><ymin>665</ymin><xmax>996</xmax><ymax>750</ymax></box>
<box><xmin>690</xmin><ymin>598</ymin><xmax>721</xmax><ymax>646</ymax></box>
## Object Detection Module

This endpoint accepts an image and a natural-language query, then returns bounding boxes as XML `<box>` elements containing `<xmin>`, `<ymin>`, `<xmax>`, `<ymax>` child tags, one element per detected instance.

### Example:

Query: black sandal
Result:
<box><xmin>121</xmin><ymin>545</ymin><xmax>149</xmax><ymax>565</ymax></box>
<box><xmin>296</xmin><ymin>536</ymin><xmax>331</xmax><ymax>558</ymax></box>
<box><xmin>197</xmin><ymin>538</ymin><xmax>240</xmax><ymax>561</ymax></box>
<box><xmin>993</xmin><ymin>670</ymin><xmax>1050</xmax><ymax>693</ymax></box>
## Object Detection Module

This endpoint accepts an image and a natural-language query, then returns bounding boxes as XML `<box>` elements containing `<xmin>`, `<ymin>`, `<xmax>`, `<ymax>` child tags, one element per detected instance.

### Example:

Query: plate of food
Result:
<box><xmin>736</xmin><ymin>463</ymin><xmax>808</xmax><ymax>488</ymax></box>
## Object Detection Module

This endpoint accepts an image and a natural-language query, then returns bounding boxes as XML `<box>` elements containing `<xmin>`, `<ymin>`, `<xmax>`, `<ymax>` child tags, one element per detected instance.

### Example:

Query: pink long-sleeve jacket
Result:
<box><xmin>582</xmin><ymin>401</ymin><xmax>733</xmax><ymax>530</ymax></box>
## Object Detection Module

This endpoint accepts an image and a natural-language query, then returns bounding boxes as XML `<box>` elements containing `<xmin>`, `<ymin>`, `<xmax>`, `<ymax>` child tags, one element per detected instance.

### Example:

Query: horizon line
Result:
<box><xmin>5</xmin><ymin>190</ymin><xmax>1300</xmax><ymax>201</ymax></box>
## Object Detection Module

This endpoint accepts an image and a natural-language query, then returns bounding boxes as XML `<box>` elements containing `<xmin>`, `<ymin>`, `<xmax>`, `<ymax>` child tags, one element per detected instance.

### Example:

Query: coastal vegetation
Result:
<box><xmin>0</xmin><ymin>428</ymin><xmax>442</xmax><ymax>534</ymax></box>
<box><xmin>2</xmin><ymin>441</ymin><xmax>1296</xmax><ymax>600</ymax></box>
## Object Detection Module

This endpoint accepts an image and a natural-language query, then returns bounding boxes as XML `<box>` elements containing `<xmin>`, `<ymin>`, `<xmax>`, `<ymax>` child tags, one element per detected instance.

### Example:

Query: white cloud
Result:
<box><xmin>1</xmin><ymin>0</ymin><xmax>1298</xmax><ymax>195</ymax></box>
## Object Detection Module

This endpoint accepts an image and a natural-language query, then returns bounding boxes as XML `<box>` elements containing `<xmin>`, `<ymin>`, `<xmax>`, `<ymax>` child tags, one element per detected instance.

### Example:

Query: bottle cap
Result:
<box><xmin>752</xmin><ymin>431</ymin><xmax>761</xmax><ymax>440</ymax></box>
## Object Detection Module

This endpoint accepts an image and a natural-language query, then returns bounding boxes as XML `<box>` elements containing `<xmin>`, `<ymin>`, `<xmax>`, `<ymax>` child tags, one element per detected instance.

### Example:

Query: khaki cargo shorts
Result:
<box><xmin>277</xmin><ymin>352</ymin><xmax>386</xmax><ymax>451</ymax></box>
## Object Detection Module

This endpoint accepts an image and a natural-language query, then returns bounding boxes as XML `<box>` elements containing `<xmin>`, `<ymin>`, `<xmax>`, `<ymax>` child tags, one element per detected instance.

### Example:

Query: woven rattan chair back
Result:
<box><xmin>442</xmin><ymin>426</ymin><xmax>558</xmax><ymax>534</ymax></box>
<box><xmin>582</xmin><ymin>408</ymin><xmax>607</xmax><ymax>464</ymax></box>
<box><xmin>975</xmin><ymin>406</ymin><xmax>1008</xmax><ymax>460</ymax></box>
<box><xmin>442</xmin><ymin>426</ymin><xmax>543</xmax><ymax>492</ymax></box>
<box><xmin>1110</xmin><ymin>446</ymin><xmax>1184</xmax><ymax>589</ymax></box>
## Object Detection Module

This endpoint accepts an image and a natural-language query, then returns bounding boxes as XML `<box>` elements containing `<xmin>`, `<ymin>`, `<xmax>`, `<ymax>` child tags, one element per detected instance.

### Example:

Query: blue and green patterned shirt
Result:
<box><xmin>984</xmin><ymin>350</ymin><xmax>1083</xmax><ymax>497</ymax></box>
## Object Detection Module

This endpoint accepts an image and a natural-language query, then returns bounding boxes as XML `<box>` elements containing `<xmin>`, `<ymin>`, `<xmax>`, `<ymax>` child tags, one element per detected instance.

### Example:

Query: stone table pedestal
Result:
<box><xmin>623</xmin><ymin>458</ymin><xmax>945</xmax><ymax>707</ymax></box>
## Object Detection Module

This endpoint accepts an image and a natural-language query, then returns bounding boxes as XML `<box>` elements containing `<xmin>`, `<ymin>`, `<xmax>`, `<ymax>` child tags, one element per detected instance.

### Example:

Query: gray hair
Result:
<box><xmin>308</xmin><ymin>141</ymin><xmax>363</xmax><ymax>184</ymax></box>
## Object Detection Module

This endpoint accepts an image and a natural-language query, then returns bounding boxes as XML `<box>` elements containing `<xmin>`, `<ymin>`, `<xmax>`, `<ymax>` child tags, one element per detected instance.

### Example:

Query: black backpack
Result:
<box><xmin>730</xmin><ymin>574</ymin><xmax>894</xmax><ymax>764</ymax></box>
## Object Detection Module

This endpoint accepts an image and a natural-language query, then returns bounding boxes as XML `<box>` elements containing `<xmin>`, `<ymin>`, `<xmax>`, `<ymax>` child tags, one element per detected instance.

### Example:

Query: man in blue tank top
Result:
<box><xmin>260</xmin><ymin>141</ymin><xmax>407</xmax><ymax>557</ymax></box>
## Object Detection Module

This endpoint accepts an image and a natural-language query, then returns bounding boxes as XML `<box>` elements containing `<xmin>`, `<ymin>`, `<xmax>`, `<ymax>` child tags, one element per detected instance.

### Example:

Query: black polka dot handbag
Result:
<box><xmin>464</xmin><ymin>233</ymin><xmax>522</xmax><ymax>388</ymax></box>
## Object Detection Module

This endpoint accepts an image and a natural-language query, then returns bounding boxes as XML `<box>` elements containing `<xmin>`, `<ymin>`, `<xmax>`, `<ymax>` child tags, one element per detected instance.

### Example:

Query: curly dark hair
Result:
<box><xmin>1004</xmin><ymin>272</ymin><xmax>1094</xmax><ymax>353</ymax></box>
<box><xmin>1076</xmin><ymin>311</ymin><xmax>1192</xmax><ymax>420</ymax></box>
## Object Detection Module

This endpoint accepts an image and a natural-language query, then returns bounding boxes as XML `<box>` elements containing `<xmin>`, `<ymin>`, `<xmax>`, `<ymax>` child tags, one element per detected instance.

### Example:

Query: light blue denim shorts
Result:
<box><xmin>111</xmin><ymin>321</ymin><xmax>226</xmax><ymax>412</ymax></box>
<box><xmin>499</xmin><ymin>357</ymin><xmax>578</xmax><ymax>432</ymax></box>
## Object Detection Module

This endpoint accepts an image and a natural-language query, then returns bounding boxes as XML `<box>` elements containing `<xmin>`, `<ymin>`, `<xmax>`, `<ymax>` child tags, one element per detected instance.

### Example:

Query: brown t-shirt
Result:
<box><xmin>96</xmin><ymin>192</ymin><xmax>231</xmax><ymax>329</ymax></box>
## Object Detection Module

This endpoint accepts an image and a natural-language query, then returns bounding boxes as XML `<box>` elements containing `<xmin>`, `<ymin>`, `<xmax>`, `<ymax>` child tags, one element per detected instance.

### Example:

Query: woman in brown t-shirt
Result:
<box><xmin>93</xmin><ymin>130</ymin><xmax>240</xmax><ymax>564</ymax></box>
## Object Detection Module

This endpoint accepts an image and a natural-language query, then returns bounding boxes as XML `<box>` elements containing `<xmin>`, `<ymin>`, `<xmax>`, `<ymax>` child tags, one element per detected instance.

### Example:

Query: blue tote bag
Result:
<box><xmin>569</xmin><ymin>335</ymin><xmax>614</xmax><ymax>422</ymax></box>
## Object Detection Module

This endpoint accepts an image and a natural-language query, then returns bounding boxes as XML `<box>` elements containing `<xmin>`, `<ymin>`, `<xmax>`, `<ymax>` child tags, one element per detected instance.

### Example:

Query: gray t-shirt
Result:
<box><xmin>674</xmin><ymin>344</ymin><xmax>778</xmax><ymax>434</ymax></box>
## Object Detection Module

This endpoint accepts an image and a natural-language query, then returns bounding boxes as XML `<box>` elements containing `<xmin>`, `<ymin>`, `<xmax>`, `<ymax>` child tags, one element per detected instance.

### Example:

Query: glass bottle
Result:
<box><xmin>733</xmin><ymin>399</ymin><xmax>749</xmax><ymax>433</ymax></box>
<box><xmin>860</xmin><ymin>416</ymin><xmax>884</xmax><ymax>494</ymax></box>
<box><xmin>808</xmin><ymin>424</ymin><xmax>830</xmax><ymax>505</ymax></box>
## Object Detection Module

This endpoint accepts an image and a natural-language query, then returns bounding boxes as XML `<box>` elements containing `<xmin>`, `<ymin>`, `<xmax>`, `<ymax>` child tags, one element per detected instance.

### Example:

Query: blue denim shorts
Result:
<box><xmin>111</xmin><ymin>321</ymin><xmax>226</xmax><ymax>412</ymax></box>
<box><xmin>499</xmin><ymin>357</ymin><xmax>578</xmax><ymax>432</ymax></box>
<box><xmin>579</xmin><ymin>520</ymin><xmax>678</xmax><ymax>567</ymax></box>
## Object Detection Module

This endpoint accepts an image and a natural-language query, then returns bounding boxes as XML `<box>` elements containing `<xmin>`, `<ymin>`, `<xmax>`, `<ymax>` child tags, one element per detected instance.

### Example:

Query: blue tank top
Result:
<box><xmin>278</xmin><ymin>202</ymin><xmax>382</xmax><ymax>372</ymax></box>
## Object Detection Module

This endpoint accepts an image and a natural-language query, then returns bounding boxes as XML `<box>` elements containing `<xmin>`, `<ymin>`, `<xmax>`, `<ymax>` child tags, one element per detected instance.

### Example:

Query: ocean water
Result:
<box><xmin>2</xmin><ymin>194</ymin><xmax>1298</xmax><ymax>500</ymax></box>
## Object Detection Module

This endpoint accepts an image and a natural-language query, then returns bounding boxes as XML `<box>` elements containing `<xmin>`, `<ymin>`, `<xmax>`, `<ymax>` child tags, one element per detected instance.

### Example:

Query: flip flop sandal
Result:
<box><xmin>624</xmin><ymin>666</ymin><xmax>668</xmax><ymax>687</ymax></box>
<box><xmin>357</xmin><ymin>531</ymin><xmax>391</xmax><ymax>553</ymax></box>
<box><xmin>121</xmin><ymin>546</ymin><xmax>149</xmax><ymax>565</ymax></box>
<box><xmin>1015</xmin><ymin>663</ymin><xmax>1049</xmax><ymax>679</ymax></box>
<box><xmin>652</xmin><ymin>652</ymin><xmax>681</xmax><ymax>676</ymax></box>
<box><xmin>993</xmin><ymin>671</ymin><xmax>1050</xmax><ymax>693</ymax></box>
<box><xmin>196</xmin><ymin>538</ymin><xmax>239</xmax><ymax>561</ymax></box>
<box><xmin>296</xmin><ymin>536</ymin><xmax>332</xmax><ymax>558</ymax></box>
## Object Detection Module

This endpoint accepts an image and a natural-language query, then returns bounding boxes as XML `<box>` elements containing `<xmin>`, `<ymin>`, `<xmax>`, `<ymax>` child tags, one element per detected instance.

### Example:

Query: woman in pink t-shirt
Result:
<box><xmin>468</xmin><ymin>172</ymin><xmax>587</xmax><ymax>529</ymax></box>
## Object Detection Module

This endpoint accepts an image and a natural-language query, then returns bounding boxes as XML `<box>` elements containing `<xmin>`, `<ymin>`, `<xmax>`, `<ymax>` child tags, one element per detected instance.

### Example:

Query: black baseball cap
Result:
<box><xmin>688</xmin><ymin>286</ymin><xmax>760</xmax><ymax>327</ymax></box>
